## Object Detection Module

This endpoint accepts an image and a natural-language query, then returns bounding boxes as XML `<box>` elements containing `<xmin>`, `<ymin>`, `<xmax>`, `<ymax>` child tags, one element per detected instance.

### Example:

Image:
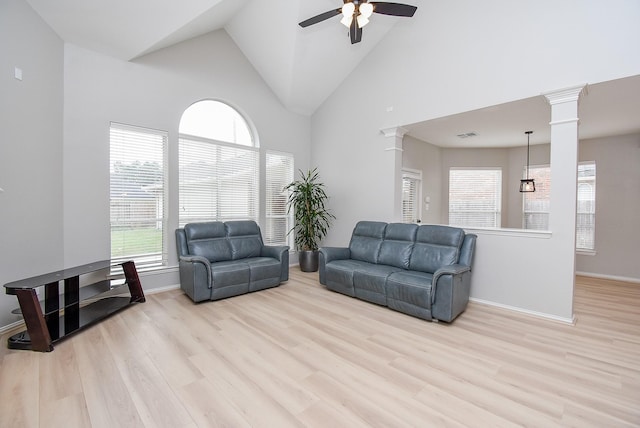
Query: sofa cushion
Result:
<box><xmin>227</xmin><ymin>220</ymin><xmax>263</xmax><ymax>260</ymax></box>
<box><xmin>209</xmin><ymin>260</ymin><xmax>250</xmax><ymax>300</ymax></box>
<box><xmin>409</xmin><ymin>225</ymin><xmax>464</xmax><ymax>274</ymax></box>
<box><xmin>353</xmin><ymin>264</ymin><xmax>403</xmax><ymax>305</ymax></box>
<box><xmin>349</xmin><ymin>221</ymin><xmax>387</xmax><ymax>264</ymax></box>
<box><xmin>324</xmin><ymin>259</ymin><xmax>374</xmax><ymax>296</ymax></box>
<box><xmin>245</xmin><ymin>257</ymin><xmax>282</xmax><ymax>291</ymax></box>
<box><xmin>386</xmin><ymin>270</ymin><xmax>434</xmax><ymax>310</ymax></box>
<box><xmin>378</xmin><ymin>223</ymin><xmax>417</xmax><ymax>269</ymax></box>
<box><xmin>185</xmin><ymin>222</ymin><xmax>232</xmax><ymax>262</ymax></box>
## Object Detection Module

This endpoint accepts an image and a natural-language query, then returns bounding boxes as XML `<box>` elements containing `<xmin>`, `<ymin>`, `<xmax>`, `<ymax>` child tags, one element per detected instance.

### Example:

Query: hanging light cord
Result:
<box><xmin>525</xmin><ymin>131</ymin><xmax>532</xmax><ymax>179</ymax></box>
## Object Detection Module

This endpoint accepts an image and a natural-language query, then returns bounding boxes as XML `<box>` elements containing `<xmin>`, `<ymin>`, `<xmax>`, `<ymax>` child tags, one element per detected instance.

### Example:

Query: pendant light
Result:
<box><xmin>519</xmin><ymin>131</ymin><xmax>536</xmax><ymax>192</ymax></box>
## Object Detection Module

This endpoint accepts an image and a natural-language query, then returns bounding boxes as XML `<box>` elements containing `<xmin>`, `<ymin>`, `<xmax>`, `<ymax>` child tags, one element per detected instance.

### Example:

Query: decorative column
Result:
<box><xmin>380</xmin><ymin>126</ymin><xmax>408</xmax><ymax>222</ymax></box>
<box><xmin>544</xmin><ymin>84</ymin><xmax>587</xmax><ymax>319</ymax></box>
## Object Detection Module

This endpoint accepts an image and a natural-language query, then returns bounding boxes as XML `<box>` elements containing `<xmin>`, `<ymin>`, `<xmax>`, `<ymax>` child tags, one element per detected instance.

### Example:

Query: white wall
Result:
<box><xmin>440</xmin><ymin>147</ymin><xmax>511</xmax><ymax>226</ymax></box>
<box><xmin>0</xmin><ymin>13</ymin><xmax>311</xmax><ymax>330</ymax></box>
<box><xmin>404</xmin><ymin>135</ymin><xmax>640</xmax><ymax>284</ymax></box>
<box><xmin>402</xmin><ymin>136</ymin><xmax>442</xmax><ymax>225</ymax></box>
<box><xmin>63</xmin><ymin>31</ymin><xmax>311</xmax><ymax>284</ymax></box>
<box><xmin>0</xmin><ymin>0</ymin><xmax>64</xmax><ymax>328</ymax></box>
<box><xmin>312</xmin><ymin>0</ymin><xmax>640</xmax><ymax>320</ymax></box>
<box><xmin>576</xmin><ymin>133</ymin><xmax>640</xmax><ymax>281</ymax></box>
<box><xmin>505</xmin><ymin>144</ymin><xmax>551</xmax><ymax>228</ymax></box>
<box><xmin>402</xmin><ymin>139</ymin><xmax>552</xmax><ymax>228</ymax></box>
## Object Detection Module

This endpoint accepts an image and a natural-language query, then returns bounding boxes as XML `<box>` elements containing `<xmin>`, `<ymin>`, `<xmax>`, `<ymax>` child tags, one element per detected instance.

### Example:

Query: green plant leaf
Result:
<box><xmin>284</xmin><ymin>168</ymin><xmax>336</xmax><ymax>251</ymax></box>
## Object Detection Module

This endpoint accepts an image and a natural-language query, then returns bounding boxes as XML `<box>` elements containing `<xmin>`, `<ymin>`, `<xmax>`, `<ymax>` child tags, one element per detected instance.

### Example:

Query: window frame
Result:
<box><xmin>265</xmin><ymin>150</ymin><xmax>295</xmax><ymax>247</ymax></box>
<box><xmin>576</xmin><ymin>161</ymin><xmax>596</xmax><ymax>252</ymax></box>
<box><xmin>448</xmin><ymin>167</ymin><xmax>502</xmax><ymax>228</ymax></box>
<box><xmin>520</xmin><ymin>161</ymin><xmax>596</xmax><ymax>252</ymax></box>
<box><xmin>178</xmin><ymin>134</ymin><xmax>260</xmax><ymax>226</ymax></box>
<box><xmin>522</xmin><ymin>164</ymin><xmax>551</xmax><ymax>230</ymax></box>
<box><xmin>109</xmin><ymin>122</ymin><xmax>168</xmax><ymax>271</ymax></box>
<box><xmin>401</xmin><ymin>168</ymin><xmax>422</xmax><ymax>224</ymax></box>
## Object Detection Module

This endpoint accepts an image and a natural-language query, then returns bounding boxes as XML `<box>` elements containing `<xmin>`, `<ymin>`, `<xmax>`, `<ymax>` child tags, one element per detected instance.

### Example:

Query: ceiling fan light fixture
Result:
<box><xmin>299</xmin><ymin>1</ymin><xmax>418</xmax><ymax>44</ymax></box>
<box><xmin>357</xmin><ymin>14</ymin><xmax>370</xmax><ymax>28</ymax></box>
<box><xmin>360</xmin><ymin>2</ymin><xmax>374</xmax><ymax>18</ymax></box>
<box><xmin>341</xmin><ymin>2</ymin><xmax>355</xmax><ymax>27</ymax></box>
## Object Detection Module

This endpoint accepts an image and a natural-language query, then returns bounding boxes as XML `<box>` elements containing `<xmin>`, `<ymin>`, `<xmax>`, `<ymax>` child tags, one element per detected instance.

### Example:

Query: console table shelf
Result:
<box><xmin>4</xmin><ymin>260</ymin><xmax>145</xmax><ymax>352</ymax></box>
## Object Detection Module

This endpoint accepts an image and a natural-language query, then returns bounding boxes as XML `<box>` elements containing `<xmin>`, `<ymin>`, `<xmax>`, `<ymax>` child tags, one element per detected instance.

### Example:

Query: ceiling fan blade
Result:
<box><xmin>350</xmin><ymin>19</ymin><xmax>363</xmax><ymax>44</ymax></box>
<box><xmin>371</xmin><ymin>2</ymin><xmax>417</xmax><ymax>17</ymax></box>
<box><xmin>299</xmin><ymin>9</ymin><xmax>342</xmax><ymax>27</ymax></box>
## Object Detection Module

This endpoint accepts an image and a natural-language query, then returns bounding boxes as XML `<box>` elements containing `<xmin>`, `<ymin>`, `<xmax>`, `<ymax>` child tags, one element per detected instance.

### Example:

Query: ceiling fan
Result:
<box><xmin>299</xmin><ymin>1</ymin><xmax>418</xmax><ymax>44</ymax></box>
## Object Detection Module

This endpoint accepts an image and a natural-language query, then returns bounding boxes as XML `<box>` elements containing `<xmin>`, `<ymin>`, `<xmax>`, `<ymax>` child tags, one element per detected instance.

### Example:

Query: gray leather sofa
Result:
<box><xmin>319</xmin><ymin>221</ymin><xmax>476</xmax><ymax>322</ymax></box>
<box><xmin>175</xmin><ymin>220</ymin><xmax>289</xmax><ymax>302</ymax></box>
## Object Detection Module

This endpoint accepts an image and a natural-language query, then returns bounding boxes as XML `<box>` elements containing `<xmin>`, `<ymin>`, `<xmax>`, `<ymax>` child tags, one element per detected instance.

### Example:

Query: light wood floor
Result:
<box><xmin>1</xmin><ymin>270</ymin><xmax>639</xmax><ymax>427</ymax></box>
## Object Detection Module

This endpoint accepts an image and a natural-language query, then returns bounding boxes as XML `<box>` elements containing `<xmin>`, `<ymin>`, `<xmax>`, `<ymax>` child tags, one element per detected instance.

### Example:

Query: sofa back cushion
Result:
<box><xmin>409</xmin><ymin>225</ymin><xmax>465</xmax><ymax>273</ymax></box>
<box><xmin>349</xmin><ymin>221</ymin><xmax>387</xmax><ymax>264</ymax></box>
<box><xmin>226</xmin><ymin>220</ymin><xmax>264</xmax><ymax>260</ymax></box>
<box><xmin>184</xmin><ymin>222</ymin><xmax>232</xmax><ymax>262</ymax></box>
<box><xmin>378</xmin><ymin>223</ymin><xmax>418</xmax><ymax>269</ymax></box>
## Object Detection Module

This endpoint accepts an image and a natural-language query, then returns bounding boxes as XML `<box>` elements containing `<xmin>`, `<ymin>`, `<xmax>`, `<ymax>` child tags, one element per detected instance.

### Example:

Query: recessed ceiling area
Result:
<box><xmin>404</xmin><ymin>74</ymin><xmax>640</xmax><ymax>148</ymax></box>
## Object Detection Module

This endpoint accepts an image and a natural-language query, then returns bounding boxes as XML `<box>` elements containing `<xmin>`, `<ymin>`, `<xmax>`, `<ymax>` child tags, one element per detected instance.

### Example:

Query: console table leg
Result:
<box><xmin>122</xmin><ymin>261</ymin><xmax>145</xmax><ymax>303</ymax></box>
<box><xmin>15</xmin><ymin>289</ymin><xmax>53</xmax><ymax>352</ymax></box>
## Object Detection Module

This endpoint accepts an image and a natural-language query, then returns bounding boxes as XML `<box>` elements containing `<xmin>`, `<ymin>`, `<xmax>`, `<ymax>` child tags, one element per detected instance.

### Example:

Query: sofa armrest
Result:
<box><xmin>429</xmin><ymin>264</ymin><xmax>472</xmax><ymax>322</ymax></box>
<box><xmin>319</xmin><ymin>247</ymin><xmax>351</xmax><ymax>263</ymax></box>
<box><xmin>433</xmin><ymin>263</ymin><xmax>470</xmax><ymax>281</ymax></box>
<box><xmin>262</xmin><ymin>245</ymin><xmax>290</xmax><ymax>282</ymax></box>
<box><xmin>179</xmin><ymin>255</ymin><xmax>212</xmax><ymax>289</ymax></box>
<box><xmin>318</xmin><ymin>247</ymin><xmax>350</xmax><ymax>285</ymax></box>
<box><xmin>432</xmin><ymin>264</ymin><xmax>470</xmax><ymax>303</ymax></box>
<box><xmin>261</xmin><ymin>245</ymin><xmax>289</xmax><ymax>261</ymax></box>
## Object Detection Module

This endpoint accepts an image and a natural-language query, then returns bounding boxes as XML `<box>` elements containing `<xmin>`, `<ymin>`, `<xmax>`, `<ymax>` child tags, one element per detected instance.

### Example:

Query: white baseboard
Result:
<box><xmin>469</xmin><ymin>297</ymin><xmax>576</xmax><ymax>325</ymax></box>
<box><xmin>0</xmin><ymin>319</ymin><xmax>27</xmax><ymax>335</ymax></box>
<box><xmin>576</xmin><ymin>271</ymin><xmax>640</xmax><ymax>284</ymax></box>
<box><xmin>145</xmin><ymin>284</ymin><xmax>180</xmax><ymax>295</ymax></box>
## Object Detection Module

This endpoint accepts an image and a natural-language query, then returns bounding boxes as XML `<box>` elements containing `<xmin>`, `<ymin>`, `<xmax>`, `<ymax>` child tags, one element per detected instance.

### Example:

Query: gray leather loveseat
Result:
<box><xmin>175</xmin><ymin>220</ymin><xmax>289</xmax><ymax>302</ymax></box>
<box><xmin>319</xmin><ymin>221</ymin><xmax>476</xmax><ymax>322</ymax></box>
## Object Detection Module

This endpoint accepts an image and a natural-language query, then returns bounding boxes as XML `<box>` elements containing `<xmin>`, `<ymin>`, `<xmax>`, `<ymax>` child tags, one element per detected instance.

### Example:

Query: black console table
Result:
<box><xmin>4</xmin><ymin>260</ymin><xmax>145</xmax><ymax>352</ymax></box>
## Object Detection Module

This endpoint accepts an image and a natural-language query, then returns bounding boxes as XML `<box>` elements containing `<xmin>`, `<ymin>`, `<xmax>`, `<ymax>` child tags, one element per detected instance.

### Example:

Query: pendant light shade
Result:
<box><xmin>519</xmin><ymin>131</ymin><xmax>536</xmax><ymax>192</ymax></box>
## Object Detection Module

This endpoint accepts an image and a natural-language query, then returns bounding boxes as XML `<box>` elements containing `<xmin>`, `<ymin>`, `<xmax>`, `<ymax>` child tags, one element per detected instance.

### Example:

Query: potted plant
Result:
<box><xmin>284</xmin><ymin>168</ymin><xmax>336</xmax><ymax>272</ymax></box>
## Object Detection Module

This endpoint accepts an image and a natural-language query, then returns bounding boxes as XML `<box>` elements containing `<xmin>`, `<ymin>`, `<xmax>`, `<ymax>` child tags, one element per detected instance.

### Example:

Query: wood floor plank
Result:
<box><xmin>0</xmin><ymin>269</ymin><xmax>638</xmax><ymax>427</ymax></box>
<box><xmin>0</xmin><ymin>352</ymin><xmax>40</xmax><ymax>428</ymax></box>
<box><xmin>100</xmin><ymin>314</ymin><xmax>194</xmax><ymax>428</ymax></box>
<box><xmin>72</xmin><ymin>323</ymin><xmax>145</xmax><ymax>427</ymax></box>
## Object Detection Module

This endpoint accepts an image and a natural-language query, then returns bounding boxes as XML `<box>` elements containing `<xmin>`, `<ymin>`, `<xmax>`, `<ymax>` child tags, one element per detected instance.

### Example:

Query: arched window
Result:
<box><xmin>178</xmin><ymin>100</ymin><xmax>259</xmax><ymax>225</ymax></box>
<box><xmin>179</xmin><ymin>100</ymin><xmax>254</xmax><ymax>146</ymax></box>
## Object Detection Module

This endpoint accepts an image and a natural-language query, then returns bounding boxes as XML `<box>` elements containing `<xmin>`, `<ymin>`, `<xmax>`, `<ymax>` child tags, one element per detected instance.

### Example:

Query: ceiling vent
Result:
<box><xmin>456</xmin><ymin>132</ymin><xmax>478</xmax><ymax>138</ymax></box>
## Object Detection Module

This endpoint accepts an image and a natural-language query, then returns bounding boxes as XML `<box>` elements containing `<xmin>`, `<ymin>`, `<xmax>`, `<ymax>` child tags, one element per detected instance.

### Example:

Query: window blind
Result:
<box><xmin>110</xmin><ymin>123</ymin><xmax>167</xmax><ymax>269</ymax></box>
<box><xmin>402</xmin><ymin>171</ymin><xmax>421</xmax><ymax>223</ymax></box>
<box><xmin>179</xmin><ymin>137</ymin><xmax>259</xmax><ymax>226</ymax></box>
<box><xmin>265</xmin><ymin>151</ymin><xmax>294</xmax><ymax>246</ymax></box>
<box><xmin>449</xmin><ymin>168</ymin><xmax>502</xmax><ymax>228</ymax></box>
<box><xmin>521</xmin><ymin>162</ymin><xmax>595</xmax><ymax>251</ymax></box>
<box><xmin>577</xmin><ymin>162</ymin><xmax>596</xmax><ymax>250</ymax></box>
<box><xmin>522</xmin><ymin>165</ymin><xmax>551</xmax><ymax>230</ymax></box>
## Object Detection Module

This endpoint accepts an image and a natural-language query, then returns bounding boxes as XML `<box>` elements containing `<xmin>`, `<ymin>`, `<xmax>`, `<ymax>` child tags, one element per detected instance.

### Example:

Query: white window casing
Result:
<box><xmin>449</xmin><ymin>168</ymin><xmax>502</xmax><ymax>228</ymax></box>
<box><xmin>110</xmin><ymin>123</ymin><xmax>168</xmax><ymax>269</ymax></box>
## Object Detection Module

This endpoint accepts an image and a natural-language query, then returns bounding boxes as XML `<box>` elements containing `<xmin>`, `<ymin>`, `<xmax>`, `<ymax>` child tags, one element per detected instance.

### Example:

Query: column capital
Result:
<box><xmin>380</xmin><ymin>126</ymin><xmax>409</xmax><ymax>138</ymax></box>
<box><xmin>543</xmin><ymin>84</ymin><xmax>588</xmax><ymax>105</ymax></box>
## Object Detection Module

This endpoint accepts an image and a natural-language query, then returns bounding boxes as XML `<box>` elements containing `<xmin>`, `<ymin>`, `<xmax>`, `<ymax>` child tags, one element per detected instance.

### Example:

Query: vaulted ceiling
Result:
<box><xmin>25</xmin><ymin>0</ymin><xmax>413</xmax><ymax>116</ymax></box>
<box><xmin>24</xmin><ymin>0</ymin><xmax>640</xmax><ymax>146</ymax></box>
